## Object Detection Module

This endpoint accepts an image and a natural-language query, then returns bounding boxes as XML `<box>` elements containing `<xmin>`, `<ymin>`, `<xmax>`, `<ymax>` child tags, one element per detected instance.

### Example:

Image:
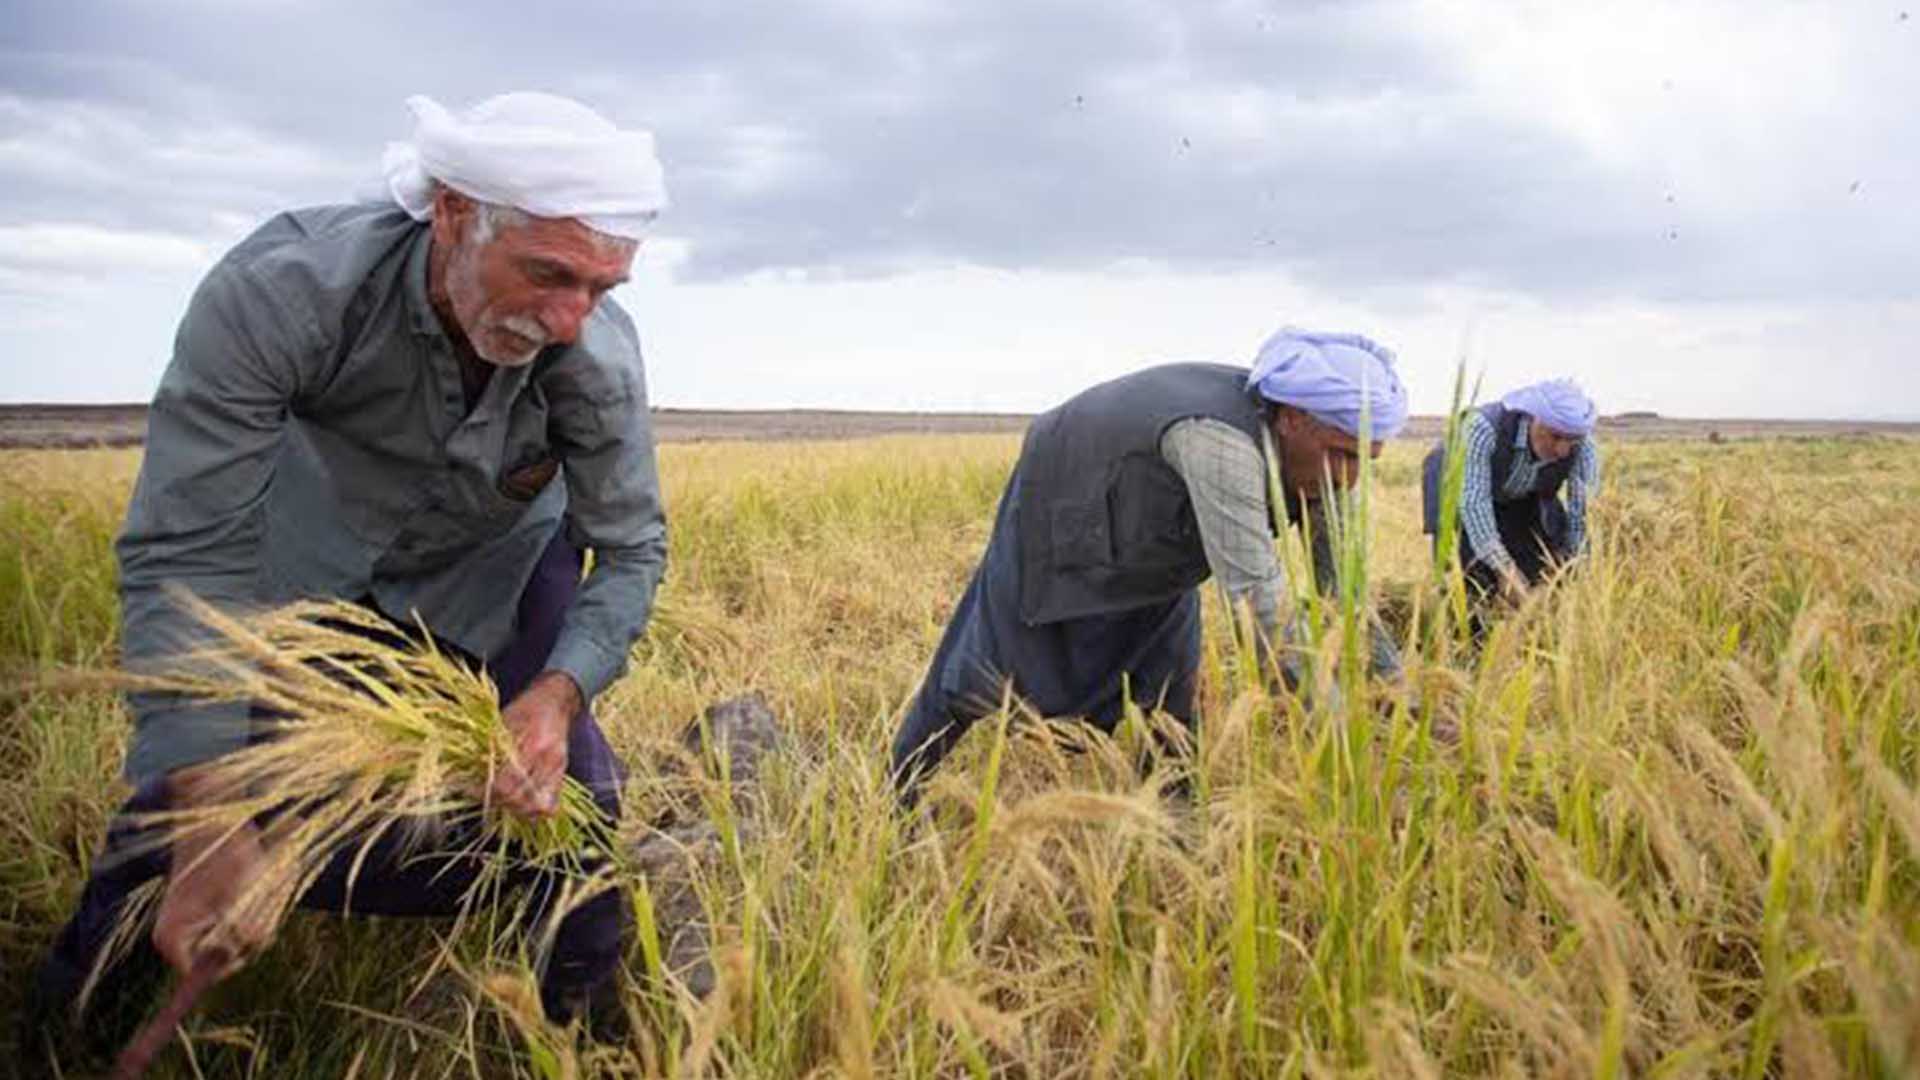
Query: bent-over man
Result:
<box><xmin>30</xmin><ymin>92</ymin><xmax>670</xmax><ymax>1065</ymax></box>
<box><xmin>891</xmin><ymin>328</ymin><xmax>1411</xmax><ymax>800</ymax></box>
<box><xmin>1421</xmin><ymin>378</ymin><xmax>1601</xmax><ymax>610</ymax></box>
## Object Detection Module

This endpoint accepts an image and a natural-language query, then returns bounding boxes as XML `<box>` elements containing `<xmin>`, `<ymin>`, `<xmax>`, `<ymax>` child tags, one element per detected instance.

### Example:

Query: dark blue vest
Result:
<box><xmin>1421</xmin><ymin>401</ymin><xmax>1577</xmax><ymax>536</ymax></box>
<box><xmin>1015</xmin><ymin>363</ymin><xmax>1272</xmax><ymax>625</ymax></box>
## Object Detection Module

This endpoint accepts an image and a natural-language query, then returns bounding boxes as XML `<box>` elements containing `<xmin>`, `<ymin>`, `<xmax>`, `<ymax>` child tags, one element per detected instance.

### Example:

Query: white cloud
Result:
<box><xmin>620</xmin><ymin>265</ymin><xmax>1920</xmax><ymax>420</ymax></box>
<box><xmin>0</xmin><ymin>222</ymin><xmax>209</xmax><ymax>275</ymax></box>
<box><xmin>635</xmin><ymin>235</ymin><xmax>694</xmax><ymax>283</ymax></box>
<box><xmin>0</xmin><ymin>0</ymin><xmax>1913</xmax><ymax>414</ymax></box>
<box><xmin>0</xmin><ymin>93</ymin><xmax>334</xmax><ymax>189</ymax></box>
<box><xmin>1420</xmin><ymin>2</ymin><xmax>1918</xmax><ymax>211</ymax></box>
<box><xmin>0</xmin><ymin>94</ymin><xmax>354</xmax><ymax>234</ymax></box>
<box><xmin>706</xmin><ymin>124</ymin><xmax>829</xmax><ymax>196</ymax></box>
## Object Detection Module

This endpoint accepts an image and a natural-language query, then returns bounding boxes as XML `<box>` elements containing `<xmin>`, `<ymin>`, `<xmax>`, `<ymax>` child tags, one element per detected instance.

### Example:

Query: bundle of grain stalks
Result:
<box><xmin>75</xmin><ymin>588</ymin><xmax>613</xmax><ymax>998</ymax></box>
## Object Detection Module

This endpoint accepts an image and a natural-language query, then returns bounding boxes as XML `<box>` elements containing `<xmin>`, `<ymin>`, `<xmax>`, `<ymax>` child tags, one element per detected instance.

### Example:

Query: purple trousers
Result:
<box><xmin>36</xmin><ymin>530</ymin><xmax>629</xmax><ymax>1023</ymax></box>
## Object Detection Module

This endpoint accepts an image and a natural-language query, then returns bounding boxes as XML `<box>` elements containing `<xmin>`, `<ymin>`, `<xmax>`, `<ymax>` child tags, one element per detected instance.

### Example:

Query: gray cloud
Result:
<box><xmin>1</xmin><ymin>0</ymin><xmax>1914</xmax><ymax>305</ymax></box>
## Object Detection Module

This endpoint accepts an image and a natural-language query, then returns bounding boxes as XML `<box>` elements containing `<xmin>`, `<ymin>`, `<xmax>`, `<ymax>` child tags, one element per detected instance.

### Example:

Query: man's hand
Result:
<box><xmin>492</xmin><ymin>670</ymin><xmax>581</xmax><ymax>818</ymax></box>
<box><xmin>1499</xmin><ymin>572</ymin><xmax>1529</xmax><ymax>608</ymax></box>
<box><xmin>152</xmin><ymin>770</ymin><xmax>279</xmax><ymax>979</ymax></box>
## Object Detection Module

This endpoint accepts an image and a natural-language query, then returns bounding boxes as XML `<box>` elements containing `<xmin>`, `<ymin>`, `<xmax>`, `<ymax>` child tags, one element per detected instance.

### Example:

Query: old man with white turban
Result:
<box><xmin>892</xmin><ymin>328</ymin><xmax>1411</xmax><ymax>799</ymax></box>
<box><xmin>1421</xmin><ymin>377</ymin><xmax>1603</xmax><ymax>620</ymax></box>
<box><xmin>32</xmin><ymin>92</ymin><xmax>668</xmax><ymax>1066</ymax></box>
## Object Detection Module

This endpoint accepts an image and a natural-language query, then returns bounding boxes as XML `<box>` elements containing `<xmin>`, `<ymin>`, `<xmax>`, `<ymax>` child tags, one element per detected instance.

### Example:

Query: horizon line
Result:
<box><xmin>3</xmin><ymin>401</ymin><xmax>1918</xmax><ymax>426</ymax></box>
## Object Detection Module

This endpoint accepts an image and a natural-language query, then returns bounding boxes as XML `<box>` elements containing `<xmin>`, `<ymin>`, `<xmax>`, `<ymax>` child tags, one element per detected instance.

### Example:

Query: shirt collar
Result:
<box><xmin>399</xmin><ymin>222</ymin><xmax>536</xmax><ymax>413</ymax></box>
<box><xmin>1513</xmin><ymin>412</ymin><xmax>1537</xmax><ymax>459</ymax></box>
<box><xmin>402</xmin><ymin>223</ymin><xmax>445</xmax><ymax>340</ymax></box>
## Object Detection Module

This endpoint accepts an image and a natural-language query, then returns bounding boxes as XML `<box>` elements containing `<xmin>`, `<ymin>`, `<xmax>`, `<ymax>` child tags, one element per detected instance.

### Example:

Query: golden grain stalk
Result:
<box><xmin>80</xmin><ymin>588</ymin><xmax>611</xmax><ymax>993</ymax></box>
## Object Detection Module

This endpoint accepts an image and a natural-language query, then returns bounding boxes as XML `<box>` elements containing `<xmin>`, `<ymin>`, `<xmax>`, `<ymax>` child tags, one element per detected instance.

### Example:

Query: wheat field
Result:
<box><xmin>2</xmin><ymin>433</ymin><xmax>1918</xmax><ymax>1078</ymax></box>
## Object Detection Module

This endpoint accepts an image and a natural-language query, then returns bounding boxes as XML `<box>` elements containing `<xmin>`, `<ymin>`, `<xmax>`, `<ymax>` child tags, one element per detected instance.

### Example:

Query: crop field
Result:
<box><xmin>3</xmin><ymin>434</ymin><xmax>1919</xmax><ymax>1078</ymax></box>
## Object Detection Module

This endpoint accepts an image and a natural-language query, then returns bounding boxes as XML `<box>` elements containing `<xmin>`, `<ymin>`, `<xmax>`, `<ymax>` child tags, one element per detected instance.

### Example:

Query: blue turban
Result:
<box><xmin>1501</xmin><ymin>378</ymin><xmax>1597</xmax><ymax>437</ymax></box>
<box><xmin>1246</xmin><ymin>327</ymin><xmax>1410</xmax><ymax>439</ymax></box>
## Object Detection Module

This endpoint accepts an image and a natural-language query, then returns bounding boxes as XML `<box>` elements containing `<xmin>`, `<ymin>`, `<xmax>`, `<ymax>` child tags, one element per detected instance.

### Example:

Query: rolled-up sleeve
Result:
<box><xmin>542</xmin><ymin>319</ymin><xmax>668</xmax><ymax>702</ymax></box>
<box><xmin>1458</xmin><ymin>411</ymin><xmax>1519</xmax><ymax>578</ymax></box>
<box><xmin>1565</xmin><ymin>439</ymin><xmax>1600</xmax><ymax>556</ymax></box>
<box><xmin>1159</xmin><ymin>418</ymin><xmax>1284</xmax><ymax>641</ymax></box>
<box><xmin>118</xmin><ymin>266</ymin><xmax>309</xmax><ymax>785</ymax></box>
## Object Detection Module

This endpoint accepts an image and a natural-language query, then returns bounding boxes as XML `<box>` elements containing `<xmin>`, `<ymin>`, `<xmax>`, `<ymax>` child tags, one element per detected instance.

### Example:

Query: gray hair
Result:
<box><xmin>441</xmin><ymin>183</ymin><xmax>635</xmax><ymax>255</ymax></box>
<box><xmin>468</xmin><ymin>200</ymin><xmax>530</xmax><ymax>245</ymax></box>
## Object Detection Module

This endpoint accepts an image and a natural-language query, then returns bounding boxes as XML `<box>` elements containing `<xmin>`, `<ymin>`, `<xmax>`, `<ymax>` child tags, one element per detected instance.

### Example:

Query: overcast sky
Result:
<box><xmin>1</xmin><ymin>0</ymin><xmax>1915</xmax><ymax>418</ymax></box>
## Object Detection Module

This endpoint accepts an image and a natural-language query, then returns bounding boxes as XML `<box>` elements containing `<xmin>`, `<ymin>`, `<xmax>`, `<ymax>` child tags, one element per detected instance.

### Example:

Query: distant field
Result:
<box><xmin>3</xmin><ymin>401</ymin><xmax>1916</xmax><ymax>448</ymax></box>
<box><xmin>3</xmin><ymin>435</ymin><xmax>1918</xmax><ymax>1076</ymax></box>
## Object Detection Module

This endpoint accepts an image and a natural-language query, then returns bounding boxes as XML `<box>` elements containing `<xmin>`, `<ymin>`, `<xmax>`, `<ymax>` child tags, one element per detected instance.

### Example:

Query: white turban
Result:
<box><xmin>1246</xmin><ymin>327</ymin><xmax>1411</xmax><ymax>439</ymax></box>
<box><xmin>1502</xmin><ymin>378</ymin><xmax>1597</xmax><ymax>437</ymax></box>
<box><xmin>374</xmin><ymin>92</ymin><xmax>667</xmax><ymax>241</ymax></box>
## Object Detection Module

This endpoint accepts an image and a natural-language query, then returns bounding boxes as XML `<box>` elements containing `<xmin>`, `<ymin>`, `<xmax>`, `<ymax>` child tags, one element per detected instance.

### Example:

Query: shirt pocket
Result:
<box><xmin>494</xmin><ymin>396</ymin><xmax>558</xmax><ymax>504</ymax></box>
<box><xmin>462</xmin><ymin>468</ymin><xmax>563</xmax><ymax>549</ymax></box>
<box><xmin>474</xmin><ymin>461</ymin><xmax>559</xmax><ymax>534</ymax></box>
<box><xmin>1106</xmin><ymin>456</ymin><xmax>1196</xmax><ymax>564</ymax></box>
<box><xmin>1047</xmin><ymin>495</ymin><xmax>1112</xmax><ymax>569</ymax></box>
<box><xmin>498</xmin><ymin>455</ymin><xmax>559</xmax><ymax>502</ymax></box>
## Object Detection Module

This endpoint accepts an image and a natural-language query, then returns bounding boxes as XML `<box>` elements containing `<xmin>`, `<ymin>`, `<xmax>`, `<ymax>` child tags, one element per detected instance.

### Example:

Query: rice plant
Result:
<box><xmin>1</xmin><ymin>431</ymin><xmax>1917</xmax><ymax>1077</ymax></box>
<box><xmin>45</xmin><ymin>591</ymin><xmax>614</xmax><ymax>1025</ymax></box>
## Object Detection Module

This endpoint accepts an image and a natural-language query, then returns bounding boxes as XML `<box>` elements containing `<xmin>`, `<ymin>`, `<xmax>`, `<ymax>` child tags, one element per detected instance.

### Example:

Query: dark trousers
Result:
<box><xmin>1445</xmin><ymin>497</ymin><xmax>1572</xmax><ymax>643</ymax></box>
<box><xmin>891</xmin><ymin>470</ymin><xmax>1202</xmax><ymax>796</ymax></box>
<box><xmin>1420</xmin><ymin>443</ymin><xmax>1572</xmax><ymax>596</ymax></box>
<box><xmin>1459</xmin><ymin>496</ymin><xmax>1571</xmax><ymax>595</ymax></box>
<box><xmin>36</xmin><ymin>530</ymin><xmax>628</xmax><ymax>1024</ymax></box>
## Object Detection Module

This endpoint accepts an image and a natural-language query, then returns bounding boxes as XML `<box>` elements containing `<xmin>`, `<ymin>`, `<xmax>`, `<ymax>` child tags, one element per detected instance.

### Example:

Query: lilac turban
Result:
<box><xmin>1502</xmin><ymin>378</ymin><xmax>1597</xmax><ymax>437</ymax></box>
<box><xmin>1246</xmin><ymin>327</ymin><xmax>1410</xmax><ymax>439</ymax></box>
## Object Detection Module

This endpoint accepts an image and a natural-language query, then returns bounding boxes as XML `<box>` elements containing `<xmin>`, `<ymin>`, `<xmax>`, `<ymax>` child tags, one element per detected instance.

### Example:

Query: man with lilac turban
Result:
<box><xmin>31</xmin><ymin>92</ymin><xmax>670</xmax><ymax>1068</ymax></box>
<box><xmin>892</xmin><ymin>327</ymin><xmax>1411</xmax><ymax>801</ymax></box>
<box><xmin>1421</xmin><ymin>377</ymin><xmax>1602</xmax><ymax>620</ymax></box>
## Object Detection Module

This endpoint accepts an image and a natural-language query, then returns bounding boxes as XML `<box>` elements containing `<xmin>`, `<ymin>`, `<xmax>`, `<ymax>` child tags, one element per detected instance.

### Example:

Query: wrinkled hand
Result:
<box><xmin>491</xmin><ymin>670</ymin><xmax>581</xmax><ymax>818</ymax></box>
<box><xmin>151</xmin><ymin>772</ymin><xmax>280</xmax><ymax>979</ymax></box>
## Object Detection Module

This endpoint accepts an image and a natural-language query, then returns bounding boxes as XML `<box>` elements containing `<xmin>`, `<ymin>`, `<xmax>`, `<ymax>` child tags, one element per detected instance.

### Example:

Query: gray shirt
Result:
<box><xmin>117</xmin><ymin>204</ymin><xmax>668</xmax><ymax>786</ymax></box>
<box><xmin>1159</xmin><ymin>417</ymin><xmax>1402</xmax><ymax>682</ymax></box>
